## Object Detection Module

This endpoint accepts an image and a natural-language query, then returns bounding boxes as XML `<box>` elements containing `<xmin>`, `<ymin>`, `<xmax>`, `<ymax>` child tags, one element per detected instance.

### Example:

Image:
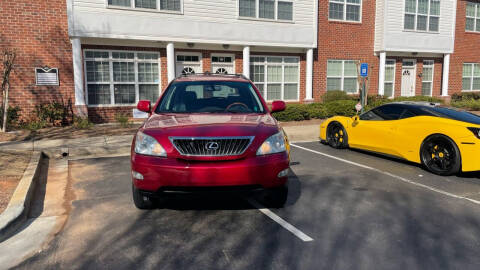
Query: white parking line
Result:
<box><xmin>247</xmin><ymin>199</ymin><xmax>314</xmax><ymax>242</ymax></box>
<box><xmin>291</xmin><ymin>143</ymin><xmax>480</xmax><ymax>206</ymax></box>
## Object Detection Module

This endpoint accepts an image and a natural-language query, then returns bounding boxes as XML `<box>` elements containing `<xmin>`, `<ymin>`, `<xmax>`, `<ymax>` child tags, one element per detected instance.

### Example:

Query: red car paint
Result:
<box><xmin>131</xmin><ymin>75</ymin><xmax>289</xmax><ymax>193</ymax></box>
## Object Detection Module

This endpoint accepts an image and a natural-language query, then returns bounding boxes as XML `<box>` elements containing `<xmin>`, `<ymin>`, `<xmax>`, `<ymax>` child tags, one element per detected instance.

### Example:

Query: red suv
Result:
<box><xmin>131</xmin><ymin>73</ymin><xmax>289</xmax><ymax>209</ymax></box>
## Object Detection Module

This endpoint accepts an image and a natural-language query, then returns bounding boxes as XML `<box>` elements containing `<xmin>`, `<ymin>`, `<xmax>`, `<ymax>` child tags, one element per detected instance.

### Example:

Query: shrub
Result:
<box><xmin>272</xmin><ymin>104</ymin><xmax>310</xmax><ymax>122</ymax></box>
<box><xmin>22</xmin><ymin>120</ymin><xmax>47</xmax><ymax>131</ymax></box>
<box><xmin>321</xmin><ymin>90</ymin><xmax>353</xmax><ymax>103</ymax></box>
<box><xmin>0</xmin><ymin>106</ymin><xmax>21</xmax><ymax>130</ymax></box>
<box><xmin>391</xmin><ymin>96</ymin><xmax>444</xmax><ymax>104</ymax></box>
<box><xmin>115</xmin><ymin>113</ymin><xmax>132</xmax><ymax>128</ymax></box>
<box><xmin>35</xmin><ymin>101</ymin><xmax>69</xmax><ymax>126</ymax></box>
<box><xmin>451</xmin><ymin>92</ymin><xmax>480</xmax><ymax>102</ymax></box>
<box><xmin>451</xmin><ymin>99</ymin><xmax>480</xmax><ymax>111</ymax></box>
<box><xmin>324</xmin><ymin>100</ymin><xmax>358</xmax><ymax>117</ymax></box>
<box><xmin>305</xmin><ymin>103</ymin><xmax>328</xmax><ymax>119</ymax></box>
<box><xmin>73</xmin><ymin>116</ymin><xmax>93</xmax><ymax>129</ymax></box>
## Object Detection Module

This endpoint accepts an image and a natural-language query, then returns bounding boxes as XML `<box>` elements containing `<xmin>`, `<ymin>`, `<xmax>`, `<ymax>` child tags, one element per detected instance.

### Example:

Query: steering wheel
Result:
<box><xmin>225</xmin><ymin>102</ymin><xmax>249</xmax><ymax>112</ymax></box>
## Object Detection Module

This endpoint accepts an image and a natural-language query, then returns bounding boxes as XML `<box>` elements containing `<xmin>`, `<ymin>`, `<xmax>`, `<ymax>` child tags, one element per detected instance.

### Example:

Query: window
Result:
<box><xmin>374</xmin><ymin>105</ymin><xmax>405</xmax><ymax>120</ymax></box>
<box><xmin>108</xmin><ymin>0</ymin><xmax>181</xmax><ymax>12</ymax></box>
<box><xmin>329</xmin><ymin>0</ymin><xmax>362</xmax><ymax>22</ymax></box>
<box><xmin>85</xmin><ymin>50</ymin><xmax>160</xmax><ymax>106</ymax></box>
<box><xmin>463</xmin><ymin>63</ymin><xmax>480</xmax><ymax>91</ymax></box>
<box><xmin>327</xmin><ymin>60</ymin><xmax>358</xmax><ymax>93</ymax></box>
<box><xmin>404</xmin><ymin>0</ymin><xmax>440</xmax><ymax>32</ymax></box>
<box><xmin>466</xmin><ymin>2</ymin><xmax>480</xmax><ymax>32</ymax></box>
<box><xmin>239</xmin><ymin>0</ymin><xmax>293</xmax><ymax>21</ymax></box>
<box><xmin>249</xmin><ymin>56</ymin><xmax>299</xmax><ymax>101</ymax></box>
<box><xmin>384</xmin><ymin>59</ymin><xmax>396</xmax><ymax>98</ymax></box>
<box><xmin>422</xmin><ymin>60</ymin><xmax>434</xmax><ymax>96</ymax></box>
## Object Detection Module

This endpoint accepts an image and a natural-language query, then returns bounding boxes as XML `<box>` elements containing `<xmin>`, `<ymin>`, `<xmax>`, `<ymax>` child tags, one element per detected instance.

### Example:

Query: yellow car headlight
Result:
<box><xmin>467</xmin><ymin>127</ymin><xmax>480</xmax><ymax>139</ymax></box>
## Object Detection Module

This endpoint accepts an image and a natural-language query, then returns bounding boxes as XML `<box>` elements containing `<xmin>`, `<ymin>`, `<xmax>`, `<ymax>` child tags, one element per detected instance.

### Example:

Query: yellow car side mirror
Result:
<box><xmin>353</xmin><ymin>115</ymin><xmax>359</xmax><ymax>122</ymax></box>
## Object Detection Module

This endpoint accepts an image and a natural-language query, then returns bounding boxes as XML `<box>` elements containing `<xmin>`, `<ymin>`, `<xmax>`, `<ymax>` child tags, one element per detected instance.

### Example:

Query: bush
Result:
<box><xmin>115</xmin><ymin>113</ymin><xmax>132</xmax><ymax>128</ymax></box>
<box><xmin>0</xmin><ymin>106</ymin><xmax>21</xmax><ymax>130</ymax></box>
<box><xmin>451</xmin><ymin>99</ymin><xmax>480</xmax><ymax>111</ymax></box>
<box><xmin>35</xmin><ymin>101</ymin><xmax>69</xmax><ymax>126</ymax></box>
<box><xmin>22</xmin><ymin>120</ymin><xmax>47</xmax><ymax>131</ymax></box>
<box><xmin>451</xmin><ymin>92</ymin><xmax>480</xmax><ymax>102</ymax></box>
<box><xmin>305</xmin><ymin>103</ymin><xmax>328</xmax><ymax>119</ymax></box>
<box><xmin>321</xmin><ymin>91</ymin><xmax>353</xmax><ymax>103</ymax></box>
<box><xmin>73</xmin><ymin>116</ymin><xmax>93</xmax><ymax>129</ymax></box>
<box><xmin>272</xmin><ymin>104</ymin><xmax>310</xmax><ymax>122</ymax></box>
<box><xmin>324</xmin><ymin>100</ymin><xmax>358</xmax><ymax>117</ymax></box>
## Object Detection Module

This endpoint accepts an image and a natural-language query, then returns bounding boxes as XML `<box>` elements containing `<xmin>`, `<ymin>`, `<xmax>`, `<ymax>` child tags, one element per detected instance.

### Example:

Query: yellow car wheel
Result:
<box><xmin>327</xmin><ymin>122</ymin><xmax>348</xmax><ymax>149</ymax></box>
<box><xmin>420</xmin><ymin>134</ymin><xmax>461</xmax><ymax>176</ymax></box>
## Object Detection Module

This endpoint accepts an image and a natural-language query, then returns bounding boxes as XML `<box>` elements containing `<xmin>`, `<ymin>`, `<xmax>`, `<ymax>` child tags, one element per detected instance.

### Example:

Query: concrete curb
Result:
<box><xmin>0</xmin><ymin>151</ymin><xmax>44</xmax><ymax>242</ymax></box>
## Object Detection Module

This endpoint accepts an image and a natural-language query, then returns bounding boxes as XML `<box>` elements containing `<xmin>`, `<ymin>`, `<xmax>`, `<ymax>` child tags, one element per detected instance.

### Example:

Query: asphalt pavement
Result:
<box><xmin>12</xmin><ymin>142</ymin><xmax>480</xmax><ymax>270</ymax></box>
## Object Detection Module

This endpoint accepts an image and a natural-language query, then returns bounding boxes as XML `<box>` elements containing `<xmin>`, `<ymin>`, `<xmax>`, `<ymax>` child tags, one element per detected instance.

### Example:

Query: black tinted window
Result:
<box><xmin>374</xmin><ymin>105</ymin><xmax>405</xmax><ymax>120</ymax></box>
<box><xmin>156</xmin><ymin>81</ymin><xmax>265</xmax><ymax>114</ymax></box>
<box><xmin>360</xmin><ymin>110</ymin><xmax>384</xmax><ymax>121</ymax></box>
<box><xmin>400</xmin><ymin>109</ymin><xmax>417</xmax><ymax>119</ymax></box>
<box><xmin>422</xmin><ymin>107</ymin><xmax>480</xmax><ymax>125</ymax></box>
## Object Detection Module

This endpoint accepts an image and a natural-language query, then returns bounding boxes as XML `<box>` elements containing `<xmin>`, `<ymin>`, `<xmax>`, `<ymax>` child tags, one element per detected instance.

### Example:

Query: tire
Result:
<box><xmin>420</xmin><ymin>134</ymin><xmax>461</xmax><ymax>176</ymax></box>
<box><xmin>327</xmin><ymin>122</ymin><xmax>348</xmax><ymax>149</ymax></box>
<box><xmin>132</xmin><ymin>184</ymin><xmax>155</xmax><ymax>210</ymax></box>
<box><xmin>261</xmin><ymin>185</ymin><xmax>288</xmax><ymax>208</ymax></box>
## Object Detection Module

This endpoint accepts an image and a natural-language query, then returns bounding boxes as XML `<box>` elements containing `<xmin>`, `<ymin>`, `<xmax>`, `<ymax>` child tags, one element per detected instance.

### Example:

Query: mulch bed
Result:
<box><xmin>0</xmin><ymin>151</ymin><xmax>32</xmax><ymax>213</ymax></box>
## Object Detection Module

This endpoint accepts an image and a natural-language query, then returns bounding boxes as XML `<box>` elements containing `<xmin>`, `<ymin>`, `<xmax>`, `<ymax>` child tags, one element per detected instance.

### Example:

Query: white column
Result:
<box><xmin>442</xmin><ymin>54</ymin><xmax>450</xmax><ymax>96</ymax></box>
<box><xmin>378</xmin><ymin>51</ymin><xmax>386</xmax><ymax>96</ymax></box>
<box><xmin>305</xmin><ymin>48</ymin><xmax>314</xmax><ymax>101</ymax></box>
<box><xmin>166</xmin><ymin>42</ymin><xmax>175</xmax><ymax>83</ymax></box>
<box><xmin>243</xmin><ymin>46</ymin><xmax>250</xmax><ymax>78</ymax></box>
<box><xmin>72</xmin><ymin>38</ymin><xmax>85</xmax><ymax>106</ymax></box>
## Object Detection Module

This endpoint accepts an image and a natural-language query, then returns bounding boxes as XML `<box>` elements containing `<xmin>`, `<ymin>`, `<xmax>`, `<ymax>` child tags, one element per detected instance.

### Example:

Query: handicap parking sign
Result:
<box><xmin>360</xmin><ymin>63</ymin><xmax>368</xmax><ymax>77</ymax></box>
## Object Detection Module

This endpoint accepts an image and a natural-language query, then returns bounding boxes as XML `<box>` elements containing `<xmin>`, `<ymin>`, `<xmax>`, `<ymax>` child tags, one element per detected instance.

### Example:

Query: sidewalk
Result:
<box><xmin>0</xmin><ymin>124</ymin><xmax>320</xmax><ymax>154</ymax></box>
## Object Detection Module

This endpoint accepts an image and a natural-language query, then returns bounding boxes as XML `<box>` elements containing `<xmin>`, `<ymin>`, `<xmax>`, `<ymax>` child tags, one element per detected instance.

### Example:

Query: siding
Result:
<box><xmin>374</xmin><ymin>0</ymin><xmax>385</xmax><ymax>51</ymax></box>
<box><xmin>380</xmin><ymin>0</ymin><xmax>456</xmax><ymax>53</ymax></box>
<box><xmin>70</xmin><ymin>0</ymin><xmax>317</xmax><ymax>48</ymax></box>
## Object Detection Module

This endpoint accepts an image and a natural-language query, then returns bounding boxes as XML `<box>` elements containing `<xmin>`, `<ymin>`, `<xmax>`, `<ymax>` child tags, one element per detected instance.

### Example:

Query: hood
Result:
<box><xmin>139</xmin><ymin>113</ymin><xmax>281</xmax><ymax>160</ymax></box>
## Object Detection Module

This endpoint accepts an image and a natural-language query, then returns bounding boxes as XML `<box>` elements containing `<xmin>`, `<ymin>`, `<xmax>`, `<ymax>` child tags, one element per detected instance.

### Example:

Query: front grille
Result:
<box><xmin>170</xmin><ymin>137</ymin><xmax>254</xmax><ymax>157</ymax></box>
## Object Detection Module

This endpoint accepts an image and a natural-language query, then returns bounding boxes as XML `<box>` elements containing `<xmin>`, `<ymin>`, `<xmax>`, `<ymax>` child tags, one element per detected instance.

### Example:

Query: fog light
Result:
<box><xmin>132</xmin><ymin>171</ymin><xmax>144</xmax><ymax>180</ymax></box>
<box><xmin>277</xmin><ymin>169</ymin><xmax>289</xmax><ymax>178</ymax></box>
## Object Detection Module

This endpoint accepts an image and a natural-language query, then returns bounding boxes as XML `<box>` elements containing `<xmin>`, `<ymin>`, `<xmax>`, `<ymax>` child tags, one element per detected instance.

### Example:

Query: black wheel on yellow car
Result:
<box><xmin>420</xmin><ymin>135</ymin><xmax>461</xmax><ymax>176</ymax></box>
<box><xmin>327</xmin><ymin>122</ymin><xmax>348</xmax><ymax>149</ymax></box>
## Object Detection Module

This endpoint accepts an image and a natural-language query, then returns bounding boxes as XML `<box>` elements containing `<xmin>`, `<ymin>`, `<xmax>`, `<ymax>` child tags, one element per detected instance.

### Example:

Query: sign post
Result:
<box><xmin>360</xmin><ymin>63</ymin><xmax>368</xmax><ymax>114</ymax></box>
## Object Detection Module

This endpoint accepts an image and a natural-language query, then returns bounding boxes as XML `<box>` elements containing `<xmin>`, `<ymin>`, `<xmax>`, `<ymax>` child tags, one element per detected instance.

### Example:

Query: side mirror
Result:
<box><xmin>353</xmin><ymin>115</ymin><xmax>360</xmax><ymax>122</ymax></box>
<box><xmin>271</xmin><ymin>100</ymin><xmax>286</xmax><ymax>113</ymax></box>
<box><xmin>137</xmin><ymin>100</ymin><xmax>151</xmax><ymax>113</ymax></box>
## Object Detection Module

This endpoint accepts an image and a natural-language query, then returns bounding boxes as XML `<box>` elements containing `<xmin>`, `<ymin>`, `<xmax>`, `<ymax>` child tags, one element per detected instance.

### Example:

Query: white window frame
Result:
<box><xmin>84</xmin><ymin>49</ymin><xmax>161</xmax><ymax>107</ymax></box>
<box><xmin>238</xmin><ymin>0</ymin><xmax>295</xmax><ymax>22</ymax></box>
<box><xmin>326</xmin><ymin>60</ymin><xmax>359</xmax><ymax>94</ymax></box>
<box><xmin>250</xmin><ymin>56</ymin><xmax>300</xmax><ymax>101</ymax></box>
<box><xmin>106</xmin><ymin>0</ymin><xmax>183</xmax><ymax>15</ymax></box>
<box><xmin>384</xmin><ymin>59</ymin><xmax>396</xmax><ymax>98</ymax></box>
<box><xmin>466</xmin><ymin>1</ymin><xmax>480</xmax><ymax>33</ymax></box>
<box><xmin>404</xmin><ymin>0</ymin><xmax>441</xmax><ymax>32</ymax></box>
<box><xmin>328</xmin><ymin>0</ymin><xmax>363</xmax><ymax>23</ymax></box>
<box><xmin>463</xmin><ymin>63</ymin><xmax>480</xmax><ymax>92</ymax></box>
<box><xmin>421</xmin><ymin>60</ymin><xmax>434</xmax><ymax>96</ymax></box>
<box><xmin>211</xmin><ymin>53</ymin><xmax>236</xmax><ymax>74</ymax></box>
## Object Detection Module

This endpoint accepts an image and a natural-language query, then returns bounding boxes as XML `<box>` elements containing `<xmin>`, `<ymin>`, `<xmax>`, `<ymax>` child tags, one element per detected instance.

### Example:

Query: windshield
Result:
<box><xmin>156</xmin><ymin>81</ymin><xmax>265</xmax><ymax>114</ymax></box>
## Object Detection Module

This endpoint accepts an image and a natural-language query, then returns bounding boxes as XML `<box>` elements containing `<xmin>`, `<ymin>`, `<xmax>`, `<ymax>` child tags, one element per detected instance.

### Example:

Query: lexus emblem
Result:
<box><xmin>205</xmin><ymin>141</ymin><xmax>219</xmax><ymax>151</ymax></box>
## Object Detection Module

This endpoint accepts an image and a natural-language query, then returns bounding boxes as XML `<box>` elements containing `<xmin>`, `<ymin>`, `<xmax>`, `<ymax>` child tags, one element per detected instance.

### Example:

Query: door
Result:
<box><xmin>175</xmin><ymin>53</ymin><xmax>202</xmax><ymax>76</ymax></box>
<box><xmin>211</xmin><ymin>54</ymin><xmax>235</xmax><ymax>74</ymax></box>
<box><xmin>401</xmin><ymin>59</ymin><xmax>416</xmax><ymax>97</ymax></box>
<box><xmin>349</xmin><ymin>104</ymin><xmax>406</xmax><ymax>156</ymax></box>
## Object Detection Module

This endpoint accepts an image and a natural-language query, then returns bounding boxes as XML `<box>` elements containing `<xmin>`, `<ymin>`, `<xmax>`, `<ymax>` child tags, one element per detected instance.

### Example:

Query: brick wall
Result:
<box><xmin>314</xmin><ymin>0</ymin><xmax>379</xmax><ymax>101</ymax></box>
<box><xmin>0</xmin><ymin>1</ymin><xmax>74</xmax><ymax>121</ymax></box>
<box><xmin>450</xmin><ymin>0</ymin><xmax>480</xmax><ymax>94</ymax></box>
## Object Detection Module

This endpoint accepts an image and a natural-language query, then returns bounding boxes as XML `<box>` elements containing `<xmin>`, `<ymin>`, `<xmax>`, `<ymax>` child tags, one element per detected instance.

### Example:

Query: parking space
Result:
<box><xmin>14</xmin><ymin>143</ymin><xmax>480</xmax><ymax>270</ymax></box>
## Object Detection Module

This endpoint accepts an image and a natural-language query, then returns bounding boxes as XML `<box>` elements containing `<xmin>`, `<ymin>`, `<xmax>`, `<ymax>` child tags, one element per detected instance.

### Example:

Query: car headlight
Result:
<box><xmin>467</xmin><ymin>127</ymin><xmax>480</xmax><ymax>139</ymax></box>
<box><xmin>257</xmin><ymin>132</ymin><xmax>287</xmax><ymax>156</ymax></box>
<box><xmin>135</xmin><ymin>131</ymin><xmax>167</xmax><ymax>157</ymax></box>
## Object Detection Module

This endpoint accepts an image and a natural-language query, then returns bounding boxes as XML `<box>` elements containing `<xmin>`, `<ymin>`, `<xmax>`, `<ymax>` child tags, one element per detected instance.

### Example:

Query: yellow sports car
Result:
<box><xmin>320</xmin><ymin>102</ymin><xmax>480</xmax><ymax>176</ymax></box>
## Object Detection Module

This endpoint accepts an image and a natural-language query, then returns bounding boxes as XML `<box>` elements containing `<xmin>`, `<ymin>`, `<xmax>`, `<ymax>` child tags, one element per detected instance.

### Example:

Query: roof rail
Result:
<box><xmin>176</xmin><ymin>72</ymin><xmax>249</xmax><ymax>80</ymax></box>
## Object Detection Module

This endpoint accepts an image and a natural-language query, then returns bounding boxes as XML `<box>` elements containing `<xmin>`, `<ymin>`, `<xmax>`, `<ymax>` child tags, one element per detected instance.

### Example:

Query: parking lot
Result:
<box><xmin>14</xmin><ymin>142</ymin><xmax>480</xmax><ymax>270</ymax></box>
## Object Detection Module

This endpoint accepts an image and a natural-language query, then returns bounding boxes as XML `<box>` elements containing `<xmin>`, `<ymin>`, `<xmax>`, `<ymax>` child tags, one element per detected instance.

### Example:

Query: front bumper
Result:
<box><xmin>131</xmin><ymin>152</ymin><xmax>290</xmax><ymax>192</ymax></box>
<box><xmin>459</xmin><ymin>142</ymin><xmax>480</xmax><ymax>172</ymax></box>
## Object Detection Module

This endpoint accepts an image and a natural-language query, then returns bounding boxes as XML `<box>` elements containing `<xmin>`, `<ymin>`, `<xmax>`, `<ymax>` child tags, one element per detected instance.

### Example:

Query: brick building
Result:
<box><xmin>0</xmin><ymin>0</ymin><xmax>479</xmax><ymax>122</ymax></box>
